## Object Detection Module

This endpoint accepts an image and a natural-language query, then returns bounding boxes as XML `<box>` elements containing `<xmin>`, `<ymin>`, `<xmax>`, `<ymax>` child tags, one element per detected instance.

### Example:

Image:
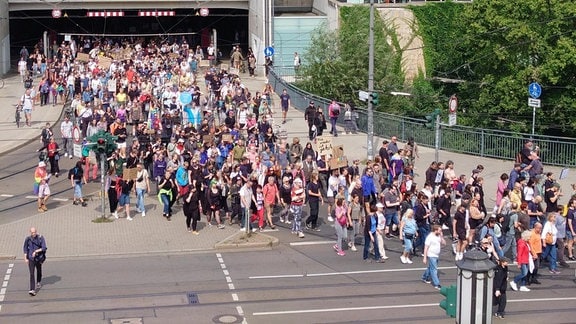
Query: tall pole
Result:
<box><xmin>435</xmin><ymin>115</ymin><xmax>440</xmax><ymax>163</ymax></box>
<box><xmin>100</xmin><ymin>153</ymin><xmax>106</xmax><ymax>218</ymax></box>
<box><xmin>367</xmin><ymin>0</ymin><xmax>375</xmax><ymax>161</ymax></box>
<box><xmin>531</xmin><ymin>105</ymin><xmax>535</xmax><ymax>136</ymax></box>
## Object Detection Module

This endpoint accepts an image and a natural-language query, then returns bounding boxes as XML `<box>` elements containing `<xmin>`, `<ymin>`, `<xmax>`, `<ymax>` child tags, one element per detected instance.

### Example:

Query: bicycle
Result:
<box><xmin>14</xmin><ymin>104</ymin><xmax>22</xmax><ymax>128</ymax></box>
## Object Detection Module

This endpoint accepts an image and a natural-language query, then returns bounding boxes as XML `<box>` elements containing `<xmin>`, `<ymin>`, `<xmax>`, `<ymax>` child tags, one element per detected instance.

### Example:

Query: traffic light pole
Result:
<box><xmin>100</xmin><ymin>153</ymin><xmax>106</xmax><ymax>219</ymax></box>
<box><xmin>367</xmin><ymin>0</ymin><xmax>375</xmax><ymax>161</ymax></box>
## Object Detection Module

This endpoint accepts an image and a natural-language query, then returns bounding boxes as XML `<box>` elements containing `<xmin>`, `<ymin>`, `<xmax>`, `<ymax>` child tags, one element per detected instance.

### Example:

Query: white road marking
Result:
<box><xmin>216</xmin><ymin>253</ymin><xmax>246</xmax><ymax>322</ymax></box>
<box><xmin>249</xmin><ymin>274</ymin><xmax>305</xmax><ymax>279</ymax></box>
<box><xmin>249</xmin><ymin>266</ymin><xmax>458</xmax><ymax>280</ymax></box>
<box><xmin>0</xmin><ymin>194</ymin><xmax>13</xmax><ymax>197</ymax></box>
<box><xmin>252</xmin><ymin>297</ymin><xmax>576</xmax><ymax>317</ymax></box>
<box><xmin>0</xmin><ymin>264</ymin><xmax>14</xmax><ymax>313</ymax></box>
<box><xmin>52</xmin><ymin>198</ymin><xmax>68</xmax><ymax>202</ymax></box>
<box><xmin>25</xmin><ymin>196</ymin><xmax>37</xmax><ymax>199</ymax></box>
<box><xmin>253</xmin><ymin>303</ymin><xmax>439</xmax><ymax>316</ymax></box>
<box><xmin>289</xmin><ymin>240</ymin><xmax>335</xmax><ymax>246</ymax></box>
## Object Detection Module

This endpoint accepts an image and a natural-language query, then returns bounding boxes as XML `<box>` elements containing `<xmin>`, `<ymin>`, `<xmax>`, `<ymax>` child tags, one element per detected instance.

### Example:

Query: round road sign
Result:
<box><xmin>52</xmin><ymin>9</ymin><xmax>62</xmax><ymax>19</ymax></box>
<box><xmin>200</xmin><ymin>8</ymin><xmax>209</xmax><ymax>17</ymax></box>
<box><xmin>72</xmin><ymin>126</ymin><xmax>81</xmax><ymax>143</ymax></box>
<box><xmin>449</xmin><ymin>95</ymin><xmax>458</xmax><ymax>113</ymax></box>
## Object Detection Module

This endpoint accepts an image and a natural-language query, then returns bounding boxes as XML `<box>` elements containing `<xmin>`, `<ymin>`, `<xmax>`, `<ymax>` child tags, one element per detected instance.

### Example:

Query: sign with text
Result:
<box><xmin>316</xmin><ymin>136</ymin><xmax>333</xmax><ymax>157</ymax></box>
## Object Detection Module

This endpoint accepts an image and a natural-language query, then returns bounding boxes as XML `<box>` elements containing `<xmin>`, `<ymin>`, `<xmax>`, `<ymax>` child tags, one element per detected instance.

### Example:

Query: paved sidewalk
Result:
<box><xmin>0</xmin><ymin>74</ymin><xmax>65</xmax><ymax>156</ymax></box>
<box><xmin>1</xmin><ymin>72</ymin><xmax>576</xmax><ymax>260</ymax></box>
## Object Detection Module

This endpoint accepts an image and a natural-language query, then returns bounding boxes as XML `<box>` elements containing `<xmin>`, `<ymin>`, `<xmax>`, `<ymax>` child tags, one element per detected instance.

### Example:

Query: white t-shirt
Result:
<box><xmin>425</xmin><ymin>233</ymin><xmax>442</xmax><ymax>258</ymax></box>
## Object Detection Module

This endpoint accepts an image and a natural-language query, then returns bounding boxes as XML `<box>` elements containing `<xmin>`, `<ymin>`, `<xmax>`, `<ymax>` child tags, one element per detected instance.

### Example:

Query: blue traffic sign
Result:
<box><xmin>529</xmin><ymin>82</ymin><xmax>542</xmax><ymax>99</ymax></box>
<box><xmin>264</xmin><ymin>46</ymin><xmax>274</xmax><ymax>57</ymax></box>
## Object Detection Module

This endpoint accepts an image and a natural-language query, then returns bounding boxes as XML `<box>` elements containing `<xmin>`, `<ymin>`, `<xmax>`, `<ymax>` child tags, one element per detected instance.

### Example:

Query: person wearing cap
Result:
<box><xmin>34</xmin><ymin>161</ymin><xmax>50</xmax><ymax>213</ymax></box>
<box><xmin>493</xmin><ymin>257</ymin><xmax>510</xmax><ymax>318</ymax></box>
<box><xmin>290</xmin><ymin>178</ymin><xmax>306</xmax><ymax>238</ymax></box>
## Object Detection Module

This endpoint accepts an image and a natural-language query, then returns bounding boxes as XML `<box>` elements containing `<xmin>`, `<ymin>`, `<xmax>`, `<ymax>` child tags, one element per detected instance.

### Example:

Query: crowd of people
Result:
<box><xmin>25</xmin><ymin>36</ymin><xmax>575</xmax><ymax>318</ymax></box>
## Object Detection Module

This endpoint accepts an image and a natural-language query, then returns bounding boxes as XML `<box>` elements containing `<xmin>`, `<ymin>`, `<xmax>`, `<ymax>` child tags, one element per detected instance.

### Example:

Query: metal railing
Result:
<box><xmin>268</xmin><ymin>68</ymin><xmax>576</xmax><ymax>167</ymax></box>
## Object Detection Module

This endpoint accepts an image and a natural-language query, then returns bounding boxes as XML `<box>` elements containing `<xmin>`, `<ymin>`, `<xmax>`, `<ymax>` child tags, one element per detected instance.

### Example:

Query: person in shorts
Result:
<box><xmin>279</xmin><ymin>89</ymin><xmax>290</xmax><ymax>124</ymax></box>
<box><xmin>34</xmin><ymin>161</ymin><xmax>50</xmax><ymax>212</ymax></box>
<box><xmin>69</xmin><ymin>161</ymin><xmax>87</xmax><ymax>207</ymax></box>
<box><xmin>453</xmin><ymin>203</ymin><xmax>468</xmax><ymax>261</ymax></box>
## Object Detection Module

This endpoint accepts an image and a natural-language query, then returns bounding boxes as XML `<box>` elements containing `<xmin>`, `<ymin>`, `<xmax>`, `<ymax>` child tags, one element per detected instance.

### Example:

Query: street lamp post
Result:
<box><xmin>367</xmin><ymin>0</ymin><xmax>375</xmax><ymax>161</ymax></box>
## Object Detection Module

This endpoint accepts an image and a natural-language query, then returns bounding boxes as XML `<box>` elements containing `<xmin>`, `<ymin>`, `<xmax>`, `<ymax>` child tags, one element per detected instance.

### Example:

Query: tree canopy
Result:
<box><xmin>413</xmin><ymin>0</ymin><xmax>576</xmax><ymax>136</ymax></box>
<box><xmin>297</xmin><ymin>1</ymin><xmax>576</xmax><ymax>137</ymax></box>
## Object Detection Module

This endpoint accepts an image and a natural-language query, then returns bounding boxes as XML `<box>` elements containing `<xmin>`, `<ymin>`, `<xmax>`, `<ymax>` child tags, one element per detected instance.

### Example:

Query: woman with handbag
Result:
<box><xmin>399</xmin><ymin>208</ymin><xmax>418</xmax><ymax>264</ymax></box>
<box><xmin>333</xmin><ymin>198</ymin><xmax>348</xmax><ymax>256</ymax></box>
<box><xmin>541</xmin><ymin>213</ymin><xmax>560</xmax><ymax>274</ymax></box>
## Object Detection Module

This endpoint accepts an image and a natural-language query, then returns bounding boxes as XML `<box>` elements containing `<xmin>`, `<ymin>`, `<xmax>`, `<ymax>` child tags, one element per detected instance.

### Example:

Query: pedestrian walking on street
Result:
<box><xmin>69</xmin><ymin>160</ymin><xmax>87</xmax><ymax>207</ymax></box>
<box><xmin>105</xmin><ymin>168</ymin><xmax>120</xmax><ymax>218</ymax></box>
<box><xmin>363</xmin><ymin>205</ymin><xmax>382</xmax><ymax>262</ymax></box>
<box><xmin>20</xmin><ymin>88</ymin><xmax>34</xmax><ymax>127</ymax></box>
<box><xmin>23</xmin><ymin>227</ymin><xmax>47</xmax><ymax>296</ymax></box>
<box><xmin>34</xmin><ymin>161</ymin><xmax>50</xmax><ymax>213</ymax></box>
<box><xmin>493</xmin><ymin>257</ymin><xmax>510</xmax><ymax>319</ymax></box>
<box><xmin>60</xmin><ymin>115</ymin><xmax>74</xmax><ymax>159</ymax></box>
<box><xmin>421</xmin><ymin>224</ymin><xmax>446</xmax><ymax>290</ymax></box>
<box><xmin>184</xmin><ymin>185</ymin><xmax>201</xmax><ymax>234</ymax></box>
<box><xmin>117</xmin><ymin>178</ymin><xmax>134</xmax><ymax>221</ymax></box>
<box><xmin>290</xmin><ymin>178</ymin><xmax>306</xmax><ymax>238</ymax></box>
<box><xmin>135</xmin><ymin>163</ymin><xmax>151</xmax><ymax>218</ymax></box>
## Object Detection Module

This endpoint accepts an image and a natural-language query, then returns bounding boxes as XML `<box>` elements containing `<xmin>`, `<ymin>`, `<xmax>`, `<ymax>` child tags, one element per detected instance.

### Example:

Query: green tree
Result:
<box><xmin>297</xmin><ymin>6</ymin><xmax>406</xmax><ymax>112</ymax></box>
<box><xmin>414</xmin><ymin>0</ymin><xmax>576</xmax><ymax>136</ymax></box>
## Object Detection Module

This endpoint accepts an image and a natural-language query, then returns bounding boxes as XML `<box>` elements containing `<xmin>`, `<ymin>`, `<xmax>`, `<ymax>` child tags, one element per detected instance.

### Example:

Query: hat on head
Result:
<box><xmin>38</xmin><ymin>161</ymin><xmax>46</xmax><ymax>167</ymax></box>
<box><xmin>293</xmin><ymin>178</ymin><xmax>303</xmax><ymax>184</ymax></box>
<box><xmin>177</xmin><ymin>138</ymin><xmax>185</xmax><ymax>143</ymax></box>
<box><xmin>376</xmin><ymin>202</ymin><xmax>384</xmax><ymax>208</ymax></box>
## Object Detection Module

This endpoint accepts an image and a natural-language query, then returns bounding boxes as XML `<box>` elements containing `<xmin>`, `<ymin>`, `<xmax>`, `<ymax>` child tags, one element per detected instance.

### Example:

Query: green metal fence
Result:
<box><xmin>268</xmin><ymin>68</ymin><xmax>576</xmax><ymax>167</ymax></box>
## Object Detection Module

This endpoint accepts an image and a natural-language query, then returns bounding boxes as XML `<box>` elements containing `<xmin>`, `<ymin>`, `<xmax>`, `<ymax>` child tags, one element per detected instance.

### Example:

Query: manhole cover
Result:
<box><xmin>213</xmin><ymin>314</ymin><xmax>243</xmax><ymax>324</ymax></box>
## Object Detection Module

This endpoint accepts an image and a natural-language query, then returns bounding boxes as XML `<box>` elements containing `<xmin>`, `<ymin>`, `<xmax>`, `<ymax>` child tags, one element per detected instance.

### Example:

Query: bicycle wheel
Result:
<box><xmin>15</xmin><ymin>110</ymin><xmax>20</xmax><ymax>128</ymax></box>
<box><xmin>0</xmin><ymin>78</ymin><xmax>4</xmax><ymax>89</ymax></box>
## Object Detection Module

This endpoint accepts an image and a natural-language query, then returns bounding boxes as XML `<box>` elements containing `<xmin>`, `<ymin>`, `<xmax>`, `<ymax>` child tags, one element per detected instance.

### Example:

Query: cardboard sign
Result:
<box><xmin>328</xmin><ymin>145</ymin><xmax>348</xmax><ymax>169</ymax></box>
<box><xmin>332</xmin><ymin>145</ymin><xmax>344</xmax><ymax>159</ymax></box>
<box><xmin>199</xmin><ymin>60</ymin><xmax>211</xmax><ymax>67</ymax></box>
<box><xmin>122</xmin><ymin>167</ymin><xmax>138</xmax><ymax>181</ymax></box>
<box><xmin>329</xmin><ymin>156</ymin><xmax>348</xmax><ymax>170</ymax></box>
<box><xmin>98</xmin><ymin>56</ymin><xmax>112</xmax><ymax>70</ymax></box>
<box><xmin>203</xmin><ymin>134</ymin><xmax>214</xmax><ymax>144</ymax></box>
<box><xmin>220</xmin><ymin>64</ymin><xmax>229</xmax><ymax>71</ymax></box>
<box><xmin>316</xmin><ymin>136</ymin><xmax>333</xmax><ymax>157</ymax></box>
<box><xmin>222</xmin><ymin>134</ymin><xmax>232</xmax><ymax>143</ymax></box>
<box><xmin>76</xmin><ymin>53</ymin><xmax>90</xmax><ymax>62</ymax></box>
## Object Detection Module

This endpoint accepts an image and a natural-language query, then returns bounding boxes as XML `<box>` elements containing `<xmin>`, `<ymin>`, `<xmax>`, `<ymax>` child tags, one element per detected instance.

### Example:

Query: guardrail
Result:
<box><xmin>268</xmin><ymin>68</ymin><xmax>576</xmax><ymax>167</ymax></box>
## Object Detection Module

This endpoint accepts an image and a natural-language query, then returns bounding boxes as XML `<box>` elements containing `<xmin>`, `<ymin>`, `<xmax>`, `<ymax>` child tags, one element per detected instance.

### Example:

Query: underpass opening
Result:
<box><xmin>9</xmin><ymin>8</ymin><xmax>248</xmax><ymax>61</ymax></box>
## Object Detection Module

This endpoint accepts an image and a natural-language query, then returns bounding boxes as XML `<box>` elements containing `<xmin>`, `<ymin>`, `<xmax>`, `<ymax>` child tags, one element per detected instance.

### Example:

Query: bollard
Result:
<box><xmin>456</xmin><ymin>249</ymin><xmax>497</xmax><ymax>324</ymax></box>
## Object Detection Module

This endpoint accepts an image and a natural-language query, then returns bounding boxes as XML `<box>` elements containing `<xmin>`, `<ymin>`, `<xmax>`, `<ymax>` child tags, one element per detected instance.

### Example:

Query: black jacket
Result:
<box><xmin>493</xmin><ymin>264</ymin><xmax>508</xmax><ymax>293</ymax></box>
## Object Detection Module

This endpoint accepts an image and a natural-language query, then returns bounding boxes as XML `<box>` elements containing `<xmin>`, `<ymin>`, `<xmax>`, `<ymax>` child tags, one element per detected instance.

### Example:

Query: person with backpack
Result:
<box><xmin>328</xmin><ymin>100</ymin><xmax>340</xmax><ymax>137</ymax></box>
<box><xmin>69</xmin><ymin>161</ymin><xmax>87</xmax><ymax>207</ymax></box>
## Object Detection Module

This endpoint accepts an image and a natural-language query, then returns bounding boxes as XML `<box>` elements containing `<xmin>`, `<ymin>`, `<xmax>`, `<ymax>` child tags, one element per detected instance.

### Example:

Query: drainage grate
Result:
<box><xmin>187</xmin><ymin>292</ymin><xmax>199</xmax><ymax>305</ymax></box>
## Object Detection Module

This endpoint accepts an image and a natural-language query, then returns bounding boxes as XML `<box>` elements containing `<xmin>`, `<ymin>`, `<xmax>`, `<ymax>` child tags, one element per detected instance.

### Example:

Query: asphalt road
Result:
<box><xmin>2</xmin><ymin>239</ymin><xmax>576</xmax><ymax>324</ymax></box>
